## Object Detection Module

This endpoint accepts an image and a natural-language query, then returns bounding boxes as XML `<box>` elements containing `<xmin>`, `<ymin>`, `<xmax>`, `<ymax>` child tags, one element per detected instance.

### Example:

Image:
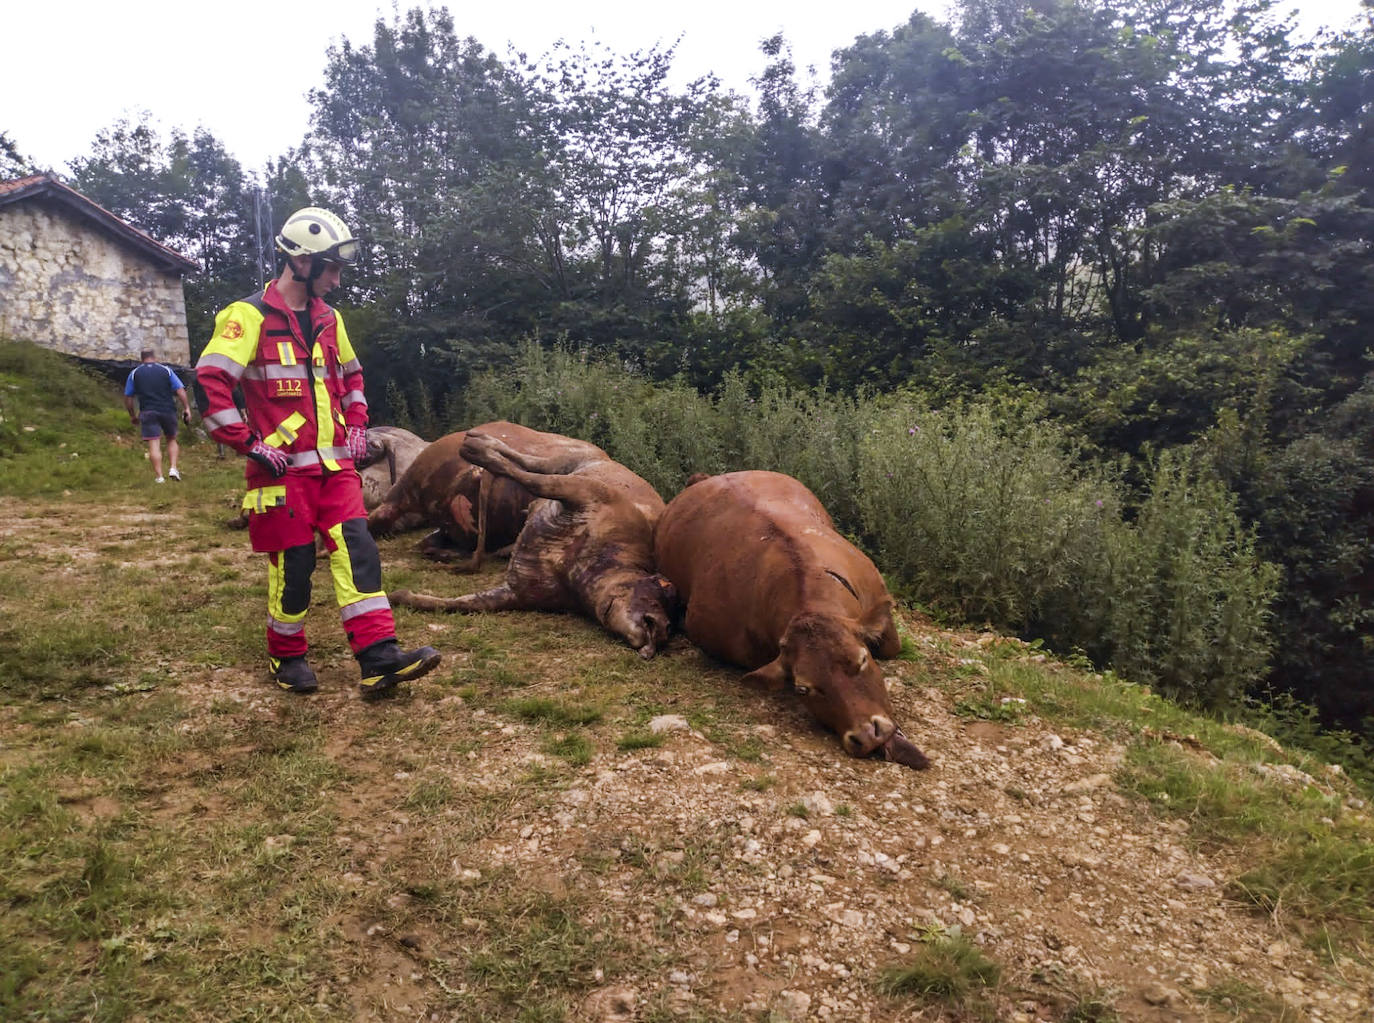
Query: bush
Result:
<box><xmin>1089</xmin><ymin>453</ymin><xmax>1279</xmax><ymax>706</ymax></box>
<box><xmin>856</xmin><ymin>400</ymin><xmax>1116</xmax><ymax>630</ymax></box>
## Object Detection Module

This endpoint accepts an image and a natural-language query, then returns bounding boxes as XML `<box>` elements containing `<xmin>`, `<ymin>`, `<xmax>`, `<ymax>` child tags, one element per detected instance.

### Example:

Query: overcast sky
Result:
<box><xmin>3</xmin><ymin>0</ymin><xmax>1368</xmax><ymax>173</ymax></box>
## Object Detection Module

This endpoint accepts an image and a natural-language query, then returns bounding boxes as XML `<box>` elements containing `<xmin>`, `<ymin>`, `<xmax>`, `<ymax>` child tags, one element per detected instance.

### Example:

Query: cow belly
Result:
<box><xmin>500</xmin><ymin>502</ymin><xmax>581</xmax><ymax>609</ymax></box>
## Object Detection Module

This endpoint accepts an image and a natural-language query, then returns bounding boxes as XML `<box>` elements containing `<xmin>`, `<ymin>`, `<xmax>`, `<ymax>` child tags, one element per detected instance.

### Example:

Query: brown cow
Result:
<box><xmin>653</xmin><ymin>471</ymin><xmax>930</xmax><ymax>769</ymax></box>
<box><xmin>390</xmin><ymin>422</ymin><xmax>675</xmax><ymax>658</ymax></box>
<box><xmin>367</xmin><ymin>426</ymin><xmax>534</xmax><ymax>569</ymax></box>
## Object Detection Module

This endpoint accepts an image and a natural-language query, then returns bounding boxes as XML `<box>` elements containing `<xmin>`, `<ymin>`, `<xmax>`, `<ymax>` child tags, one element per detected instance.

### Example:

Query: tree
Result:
<box><xmin>302</xmin><ymin>7</ymin><xmax>731</xmax><ymax>411</ymax></box>
<box><xmin>68</xmin><ymin>117</ymin><xmax>262</xmax><ymax>348</ymax></box>
<box><xmin>730</xmin><ymin>34</ymin><xmax>827</xmax><ymax>327</ymax></box>
<box><xmin>0</xmin><ymin>131</ymin><xmax>32</xmax><ymax>178</ymax></box>
<box><xmin>302</xmin><ymin>6</ymin><xmax>551</xmax><ymax>412</ymax></box>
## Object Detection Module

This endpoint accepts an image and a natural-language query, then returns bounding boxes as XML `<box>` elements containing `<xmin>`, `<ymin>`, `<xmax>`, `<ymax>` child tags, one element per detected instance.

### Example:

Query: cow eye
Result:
<box><xmin>794</xmin><ymin>683</ymin><xmax>811</xmax><ymax>696</ymax></box>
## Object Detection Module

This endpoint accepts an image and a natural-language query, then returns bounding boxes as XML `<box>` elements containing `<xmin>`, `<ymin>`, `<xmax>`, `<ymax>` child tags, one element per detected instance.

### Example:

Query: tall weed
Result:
<box><xmin>856</xmin><ymin>401</ymin><xmax>1116</xmax><ymax>630</ymax></box>
<box><xmin>1091</xmin><ymin>454</ymin><xmax>1278</xmax><ymax>706</ymax></box>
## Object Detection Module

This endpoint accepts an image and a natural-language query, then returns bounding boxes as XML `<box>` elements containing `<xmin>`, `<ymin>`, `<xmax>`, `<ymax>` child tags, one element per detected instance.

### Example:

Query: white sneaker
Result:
<box><xmin>154</xmin><ymin>476</ymin><xmax>165</xmax><ymax>484</ymax></box>
<box><xmin>168</xmin><ymin>467</ymin><xmax>182</xmax><ymax>481</ymax></box>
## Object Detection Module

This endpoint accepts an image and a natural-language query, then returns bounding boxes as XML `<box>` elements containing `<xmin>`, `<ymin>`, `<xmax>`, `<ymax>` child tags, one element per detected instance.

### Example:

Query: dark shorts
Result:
<box><xmin>139</xmin><ymin>410</ymin><xmax>179</xmax><ymax>440</ymax></box>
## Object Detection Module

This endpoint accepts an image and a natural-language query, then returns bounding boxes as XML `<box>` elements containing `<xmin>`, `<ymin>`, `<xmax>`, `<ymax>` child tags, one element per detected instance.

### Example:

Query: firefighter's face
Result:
<box><xmin>290</xmin><ymin>255</ymin><xmax>343</xmax><ymax>296</ymax></box>
<box><xmin>314</xmin><ymin>260</ymin><xmax>343</xmax><ymax>295</ymax></box>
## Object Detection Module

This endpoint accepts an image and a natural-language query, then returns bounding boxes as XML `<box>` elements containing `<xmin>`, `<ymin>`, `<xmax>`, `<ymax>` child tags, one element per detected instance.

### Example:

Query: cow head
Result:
<box><xmin>356</xmin><ymin>431</ymin><xmax>390</xmax><ymax>469</ymax></box>
<box><xmin>603</xmin><ymin>574</ymin><xmax>678</xmax><ymax>659</ymax></box>
<box><xmin>744</xmin><ymin>611</ymin><xmax>929</xmax><ymax>768</ymax></box>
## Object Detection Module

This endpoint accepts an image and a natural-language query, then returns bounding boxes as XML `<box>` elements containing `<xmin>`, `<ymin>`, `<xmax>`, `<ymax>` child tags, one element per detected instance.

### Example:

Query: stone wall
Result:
<box><xmin>0</xmin><ymin>200</ymin><xmax>190</xmax><ymax>364</ymax></box>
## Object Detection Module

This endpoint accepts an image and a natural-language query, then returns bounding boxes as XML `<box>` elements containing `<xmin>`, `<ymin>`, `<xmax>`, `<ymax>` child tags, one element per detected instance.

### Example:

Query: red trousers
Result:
<box><xmin>242</xmin><ymin>469</ymin><xmax>395</xmax><ymax>658</ymax></box>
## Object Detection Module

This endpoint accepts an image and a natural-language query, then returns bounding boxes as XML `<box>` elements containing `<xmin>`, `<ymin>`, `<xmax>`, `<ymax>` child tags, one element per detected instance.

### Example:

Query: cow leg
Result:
<box><xmin>465</xmin><ymin>432</ymin><xmax>598</xmax><ymax>476</ymax></box>
<box><xmin>464</xmin><ymin>445</ymin><xmax>612</xmax><ymax>511</ymax></box>
<box><xmin>389</xmin><ymin>584</ymin><xmax>525</xmax><ymax>612</ymax></box>
<box><xmin>419</xmin><ymin>528</ymin><xmax>475</xmax><ymax>563</ymax></box>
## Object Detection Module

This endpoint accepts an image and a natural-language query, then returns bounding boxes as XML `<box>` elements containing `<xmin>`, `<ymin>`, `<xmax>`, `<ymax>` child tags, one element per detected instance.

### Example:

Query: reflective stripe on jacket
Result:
<box><xmin>195</xmin><ymin>280</ymin><xmax>368</xmax><ymax>482</ymax></box>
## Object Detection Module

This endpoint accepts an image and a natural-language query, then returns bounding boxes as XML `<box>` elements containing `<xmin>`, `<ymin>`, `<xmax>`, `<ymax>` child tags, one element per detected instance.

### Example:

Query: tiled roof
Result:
<box><xmin>0</xmin><ymin>174</ymin><xmax>50</xmax><ymax>197</ymax></box>
<box><xmin>0</xmin><ymin>173</ymin><xmax>198</xmax><ymax>274</ymax></box>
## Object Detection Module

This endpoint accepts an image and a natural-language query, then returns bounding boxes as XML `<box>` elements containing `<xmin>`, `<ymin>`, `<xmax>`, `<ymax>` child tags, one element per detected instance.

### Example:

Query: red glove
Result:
<box><xmin>346</xmin><ymin>425</ymin><xmax>368</xmax><ymax>463</ymax></box>
<box><xmin>247</xmin><ymin>439</ymin><xmax>289</xmax><ymax>478</ymax></box>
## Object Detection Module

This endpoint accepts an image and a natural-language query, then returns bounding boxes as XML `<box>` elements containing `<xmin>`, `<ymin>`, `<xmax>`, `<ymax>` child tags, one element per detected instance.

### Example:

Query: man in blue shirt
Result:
<box><xmin>123</xmin><ymin>349</ymin><xmax>193</xmax><ymax>483</ymax></box>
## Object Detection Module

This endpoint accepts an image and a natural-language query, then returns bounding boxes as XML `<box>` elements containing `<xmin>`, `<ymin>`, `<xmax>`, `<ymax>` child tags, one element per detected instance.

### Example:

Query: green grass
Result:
<box><xmin>503</xmin><ymin>696</ymin><xmax>605</xmax><ymax>727</ymax></box>
<box><xmin>876</xmin><ymin>930</ymin><xmax>1001</xmax><ymax>1003</ymax></box>
<box><xmin>616</xmin><ymin>729</ymin><xmax>666</xmax><ymax>751</ymax></box>
<box><xmin>1120</xmin><ymin>738</ymin><xmax>1374</xmax><ymax>935</ymax></box>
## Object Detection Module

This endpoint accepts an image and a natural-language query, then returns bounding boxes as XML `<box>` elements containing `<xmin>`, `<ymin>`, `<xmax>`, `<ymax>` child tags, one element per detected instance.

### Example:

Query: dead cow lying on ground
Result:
<box><xmin>367</xmin><ymin>426</ymin><xmax>533</xmax><ymax>569</ymax></box>
<box><xmin>653</xmin><ymin>470</ymin><xmax>930</xmax><ymax>769</ymax></box>
<box><xmin>390</xmin><ymin>422</ymin><xmax>676</xmax><ymax>658</ymax></box>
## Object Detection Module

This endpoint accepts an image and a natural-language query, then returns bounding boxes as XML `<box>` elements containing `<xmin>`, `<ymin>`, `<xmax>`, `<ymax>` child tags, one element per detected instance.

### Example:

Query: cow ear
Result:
<box><xmin>861</xmin><ymin>601</ymin><xmax>902</xmax><ymax>658</ymax></box>
<box><xmin>449</xmin><ymin>494</ymin><xmax>475</xmax><ymax>535</ymax></box>
<box><xmin>655</xmin><ymin>575</ymin><xmax>679</xmax><ymax>611</ymax></box>
<box><xmin>743</xmin><ymin>657</ymin><xmax>789</xmax><ymax>692</ymax></box>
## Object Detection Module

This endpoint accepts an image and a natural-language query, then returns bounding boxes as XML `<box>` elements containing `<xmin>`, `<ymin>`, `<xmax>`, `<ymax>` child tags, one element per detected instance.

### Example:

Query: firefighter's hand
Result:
<box><xmin>247</xmin><ymin>440</ymin><xmax>289</xmax><ymax>478</ymax></box>
<box><xmin>346</xmin><ymin>425</ymin><xmax>368</xmax><ymax>463</ymax></box>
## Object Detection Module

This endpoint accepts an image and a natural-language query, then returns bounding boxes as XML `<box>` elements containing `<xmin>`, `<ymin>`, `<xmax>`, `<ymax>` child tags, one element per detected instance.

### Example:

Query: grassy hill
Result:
<box><xmin>1</xmin><ymin>341</ymin><xmax>1371</xmax><ymax>1022</ymax></box>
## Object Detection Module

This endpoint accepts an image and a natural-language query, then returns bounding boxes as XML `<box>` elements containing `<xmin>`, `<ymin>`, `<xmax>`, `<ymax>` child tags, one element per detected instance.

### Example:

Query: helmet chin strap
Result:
<box><xmin>288</xmin><ymin>256</ymin><xmax>327</xmax><ymax>299</ymax></box>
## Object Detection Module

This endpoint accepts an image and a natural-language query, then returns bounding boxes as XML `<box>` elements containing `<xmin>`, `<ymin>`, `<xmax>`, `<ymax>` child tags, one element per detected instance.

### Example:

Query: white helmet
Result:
<box><xmin>275</xmin><ymin>207</ymin><xmax>359</xmax><ymax>265</ymax></box>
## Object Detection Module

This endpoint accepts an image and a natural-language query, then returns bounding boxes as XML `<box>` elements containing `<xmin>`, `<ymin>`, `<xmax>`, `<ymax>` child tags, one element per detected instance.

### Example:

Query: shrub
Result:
<box><xmin>856</xmin><ymin>400</ymin><xmax>1116</xmax><ymax>630</ymax></box>
<box><xmin>1092</xmin><ymin>453</ymin><xmax>1278</xmax><ymax>707</ymax></box>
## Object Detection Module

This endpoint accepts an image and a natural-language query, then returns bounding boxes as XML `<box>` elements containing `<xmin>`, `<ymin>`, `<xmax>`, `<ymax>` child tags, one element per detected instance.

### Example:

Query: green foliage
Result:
<box><xmin>67</xmin><ymin>117</ymin><xmax>267</xmax><ymax>346</ymax></box>
<box><xmin>1230</xmin><ymin>380</ymin><xmax>1374</xmax><ymax>733</ymax></box>
<box><xmin>0</xmin><ymin>130</ymin><xmax>31</xmax><ymax>177</ymax></box>
<box><xmin>855</xmin><ymin>399</ymin><xmax>1115</xmax><ymax>630</ymax></box>
<box><xmin>1061</xmin><ymin>326</ymin><xmax>1310</xmax><ymax>456</ymax></box>
<box><xmin>1077</xmin><ymin>453</ymin><xmax>1279</xmax><ymax>707</ymax></box>
<box><xmin>1240</xmin><ymin>690</ymin><xmax>1374</xmax><ymax>794</ymax></box>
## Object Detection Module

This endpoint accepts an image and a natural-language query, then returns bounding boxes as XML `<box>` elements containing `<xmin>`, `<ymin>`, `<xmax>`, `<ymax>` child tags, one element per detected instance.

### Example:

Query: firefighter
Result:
<box><xmin>197</xmin><ymin>206</ymin><xmax>440</xmax><ymax>697</ymax></box>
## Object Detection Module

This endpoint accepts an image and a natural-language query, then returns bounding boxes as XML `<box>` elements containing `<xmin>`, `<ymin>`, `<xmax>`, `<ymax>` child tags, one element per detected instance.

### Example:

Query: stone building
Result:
<box><xmin>0</xmin><ymin>173</ymin><xmax>197</xmax><ymax>364</ymax></box>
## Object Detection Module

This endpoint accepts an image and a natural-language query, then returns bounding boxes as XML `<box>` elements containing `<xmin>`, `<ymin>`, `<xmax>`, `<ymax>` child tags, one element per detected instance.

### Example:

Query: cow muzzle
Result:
<box><xmin>842</xmin><ymin>714</ymin><xmax>897</xmax><ymax>757</ymax></box>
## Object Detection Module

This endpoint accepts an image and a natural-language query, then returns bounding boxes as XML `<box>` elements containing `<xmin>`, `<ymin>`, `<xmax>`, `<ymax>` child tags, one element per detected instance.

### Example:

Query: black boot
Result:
<box><xmin>270</xmin><ymin>655</ymin><xmax>318</xmax><ymax>694</ymax></box>
<box><xmin>357</xmin><ymin>640</ymin><xmax>441</xmax><ymax>699</ymax></box>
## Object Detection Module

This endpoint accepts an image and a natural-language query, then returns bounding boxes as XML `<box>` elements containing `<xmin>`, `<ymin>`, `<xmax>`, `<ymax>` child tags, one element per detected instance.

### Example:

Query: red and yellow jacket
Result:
<box><xmin>196</xmin><ymin>280</ymin><xmax>368</xmax><ymax>484</ymax></box>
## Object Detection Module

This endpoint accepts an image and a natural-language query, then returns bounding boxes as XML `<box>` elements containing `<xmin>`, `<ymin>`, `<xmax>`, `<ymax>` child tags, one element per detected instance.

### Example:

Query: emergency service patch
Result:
<box><xmin>222</xmin><ymin>321</ymin><xmax>244</xmax><ymax>340</ymax></box>
<box><xmin>272</xmin><ymin>379</ymin><xmax>305</xmax><ymax>399</ymax></box>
